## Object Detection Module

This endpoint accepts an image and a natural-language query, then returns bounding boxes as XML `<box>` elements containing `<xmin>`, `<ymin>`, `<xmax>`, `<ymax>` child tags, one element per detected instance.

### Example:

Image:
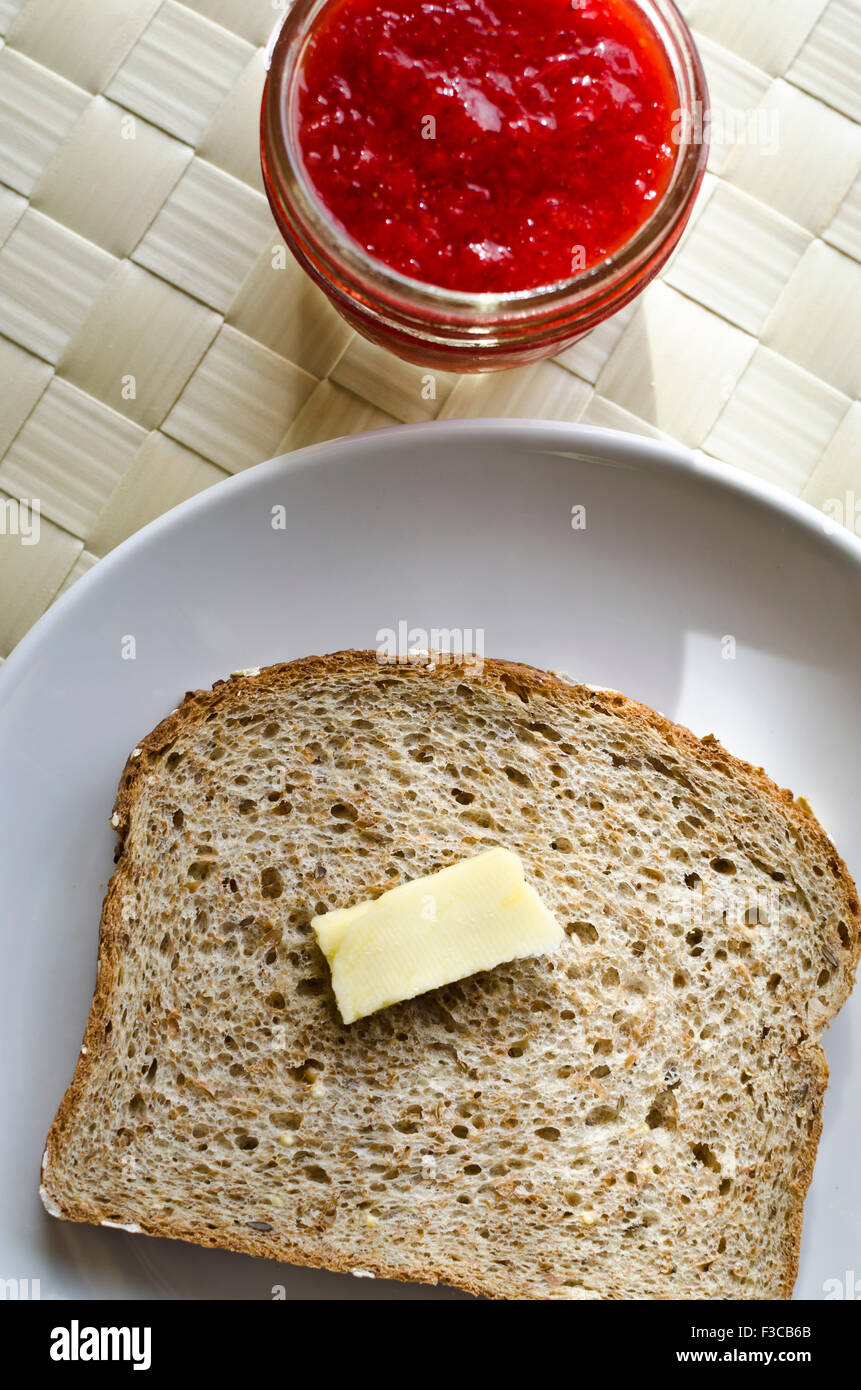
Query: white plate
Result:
<box><xmin>1</xmin><ymin>420</ymin><xmax>858</xmax><ymax>1301</ymax></box>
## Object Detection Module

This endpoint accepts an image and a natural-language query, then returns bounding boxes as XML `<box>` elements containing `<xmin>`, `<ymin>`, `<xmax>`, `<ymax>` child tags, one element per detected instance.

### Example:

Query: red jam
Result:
<box><xmin>295</xmin><ymin>0</ymin><xmax>679</xmax><ymax>293</ymax></box>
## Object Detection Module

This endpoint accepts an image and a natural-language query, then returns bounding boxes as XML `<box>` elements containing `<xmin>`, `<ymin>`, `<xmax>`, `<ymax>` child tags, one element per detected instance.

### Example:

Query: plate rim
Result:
<box><xmin>2</xmin><ymin>418</ymin><xmax>859</xmax><ymax>699</ymax></box>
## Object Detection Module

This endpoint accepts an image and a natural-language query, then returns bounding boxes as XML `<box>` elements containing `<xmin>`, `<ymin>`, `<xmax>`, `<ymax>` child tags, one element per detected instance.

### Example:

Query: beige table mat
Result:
<box><xmin>1</xmin><ymin>0</ymin><xmax>860</xmax><ymax>660</ymax></box>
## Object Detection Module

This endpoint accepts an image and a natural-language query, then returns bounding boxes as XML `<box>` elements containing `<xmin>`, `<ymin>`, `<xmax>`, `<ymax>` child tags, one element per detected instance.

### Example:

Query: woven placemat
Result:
<box><xmin>1</xmin><ymin>0</ymin><xmax>860</xmax><ymax>659</ymax></box>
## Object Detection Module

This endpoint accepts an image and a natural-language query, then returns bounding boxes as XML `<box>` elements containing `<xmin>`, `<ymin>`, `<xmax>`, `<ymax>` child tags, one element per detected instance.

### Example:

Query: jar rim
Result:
<box><xmin>261</xmin><ymin>0</ymin><xmax>709</xmax><ymax>319</ymax></box>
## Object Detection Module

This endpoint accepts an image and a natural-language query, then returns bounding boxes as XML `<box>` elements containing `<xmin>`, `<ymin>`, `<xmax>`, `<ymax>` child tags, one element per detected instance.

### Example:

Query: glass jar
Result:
<box><xmin>261</xmin><ymin>0</ymin><xmax>709</xmax><ymax>372</ymax></box>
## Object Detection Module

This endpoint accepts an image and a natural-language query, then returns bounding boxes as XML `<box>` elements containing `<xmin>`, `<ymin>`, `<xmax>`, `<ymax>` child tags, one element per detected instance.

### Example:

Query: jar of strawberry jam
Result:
<box><xmin>261</xmin><ymin>0</ymin><xmax>708</xmax><ymax>371</ymax></box>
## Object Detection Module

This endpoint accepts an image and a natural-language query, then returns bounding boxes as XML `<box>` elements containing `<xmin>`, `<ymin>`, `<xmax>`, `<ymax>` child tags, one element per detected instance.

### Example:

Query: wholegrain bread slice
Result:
<box><xmin>41</xmin><ymin>652</ymin><xmax>860</xmax><ymax>1299</ymax></box>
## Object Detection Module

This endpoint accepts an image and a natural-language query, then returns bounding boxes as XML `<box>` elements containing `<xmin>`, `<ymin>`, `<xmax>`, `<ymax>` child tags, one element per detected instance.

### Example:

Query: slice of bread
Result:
<box><xmin>41</xmin><ymin>652</ymin><xmax>860</xmax><ymax>1299</ymax></box>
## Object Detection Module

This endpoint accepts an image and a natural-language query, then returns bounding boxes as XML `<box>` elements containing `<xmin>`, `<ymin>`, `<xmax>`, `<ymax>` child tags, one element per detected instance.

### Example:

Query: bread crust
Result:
<box><xmin>41</xmin><ymin>652</ymin><xmax>861</xmax><ymax>1299</ymax></box>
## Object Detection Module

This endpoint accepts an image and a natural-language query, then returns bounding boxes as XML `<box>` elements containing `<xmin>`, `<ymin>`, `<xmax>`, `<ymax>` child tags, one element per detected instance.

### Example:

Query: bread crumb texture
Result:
<box><xmin>41</xmin><ymin>653</ymin><xmax>860</xmax><ymax>1299</ymax></box>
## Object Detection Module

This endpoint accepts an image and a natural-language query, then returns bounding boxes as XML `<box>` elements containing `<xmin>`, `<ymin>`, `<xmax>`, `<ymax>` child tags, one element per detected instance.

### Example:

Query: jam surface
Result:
<box><xmin>296</xmin><ymin>0</ymin><xmax>679</xmax><ymax>293</ymax></box>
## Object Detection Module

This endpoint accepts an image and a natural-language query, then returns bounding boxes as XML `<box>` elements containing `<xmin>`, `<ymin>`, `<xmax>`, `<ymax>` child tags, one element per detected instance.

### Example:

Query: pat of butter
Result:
<box><xmin>313</xmin><ymin>848</ymin><xmax>562</xmax><ymax>1024</ymax></box>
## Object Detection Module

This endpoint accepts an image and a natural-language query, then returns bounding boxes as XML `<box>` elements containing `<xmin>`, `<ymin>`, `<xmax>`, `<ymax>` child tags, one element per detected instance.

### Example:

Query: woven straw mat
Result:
<box><xmin>0</xmin><ymin>0</ymin><xmax>860</xmax><ymax>658</ymax></box>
